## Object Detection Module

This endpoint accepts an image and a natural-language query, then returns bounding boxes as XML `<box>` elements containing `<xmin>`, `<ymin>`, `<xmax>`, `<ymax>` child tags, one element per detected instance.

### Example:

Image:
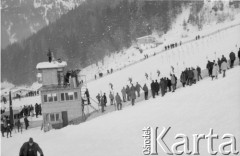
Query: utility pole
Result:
<box><xmin>9</xmin><ymin>91</ymin><xmax>14</xmax><ymax>127</ymax></box>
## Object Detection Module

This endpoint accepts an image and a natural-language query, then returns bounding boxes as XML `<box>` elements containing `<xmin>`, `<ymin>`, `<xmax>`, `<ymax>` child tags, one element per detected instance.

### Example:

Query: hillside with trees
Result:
<box><xmin>3</xmin><ymin>0</ymin><xmax>233</xmax><ymax>85</ymax></box>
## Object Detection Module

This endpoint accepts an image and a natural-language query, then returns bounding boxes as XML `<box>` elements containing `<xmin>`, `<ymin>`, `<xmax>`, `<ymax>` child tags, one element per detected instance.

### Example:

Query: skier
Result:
<box><xmin>19</xmin><ymin>137</ymin><xmax>44</xmax><ymax>156</ymax></box>
<box><xmin>121</xmin><ymin>87</ymin><xmax>126</xmax><ymax>102</ymax></box>
<box><xmin>142</xmin><ymin>84</ymin><xmax>148</xmax><ymax>100</ymax></box>
<box><xmin>229</xmin><ymin>52</ymin><xmax>236</xmax><ymax>68</ymax></box>
<box><xmin>115</xmin><ymin>93</ymin><xmax>122</xmax><ymax>110</ymax></box>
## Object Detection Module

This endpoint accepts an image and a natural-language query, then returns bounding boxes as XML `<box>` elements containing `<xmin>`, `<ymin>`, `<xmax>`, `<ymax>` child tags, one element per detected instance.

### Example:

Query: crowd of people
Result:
<box><xmin>84</xmin><ymin>48</ymin><xmax>240</xmax><ymax>115</ymax></box>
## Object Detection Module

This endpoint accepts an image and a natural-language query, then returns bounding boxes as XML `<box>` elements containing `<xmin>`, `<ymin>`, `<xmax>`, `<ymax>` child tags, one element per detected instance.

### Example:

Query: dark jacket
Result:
<box><xmin>229</xmin><ymin>52</ymin><xmax>236</xmax><ymax>60</ymax></box>
<box><xmin>142</xmin><ymin>85</ymin><xmax>148</xmax><ymax>92</ymax></box>
<box><xmin>19</xmin><ymin>142</ymin><xmax>43</xmax><ymax>156</ymax></box>
<box><xmin>180</xmin><ymin>72</ymin><xmax>187</xmax><ymax>83</ymax></box>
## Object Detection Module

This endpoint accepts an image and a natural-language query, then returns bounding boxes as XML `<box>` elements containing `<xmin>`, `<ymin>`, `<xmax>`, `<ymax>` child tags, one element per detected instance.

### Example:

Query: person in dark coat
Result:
<box><xmin>217</xmin><ymin>58</ymin><xmax>222</xmax><ymax>74</ymax></box>
<box><xmin>229</xmin><ymin>52</ymin><xmax>236</xmax><ymax>68</ymax></box>
<box><xmin>19</xmin><ymin>137</ymin><xmax>44</xmax><ymax>156</ymax></box>
<box><xmin>84</xmin><ymin>89</ymin><xmax>90</xmax><ymax>104</ymax></box>
<box><xmin>6</xmin><ymin>119</ymin><xmax>12</xmax><ymax>138</ymax></box>
<box><xmin>100</xmin><ymin>96</ymin><xmax>105</xmax><ymax>113</ymax></box>
<box><xmin>221</xmin><ymin>55</ymin><xmax>227</xmax><ymax>63</ymax></box>
<box><xmin>142</xmin><ymin>84</ymin><xmax>148</xmax><ymax>100</ymax></box>
<box><xmin>154</xmin><ymin>80</ymin><xmax>159</xmax><ymax>95</ymax></box>
<box><xmin>150</xmin><ymin>80</ymin><xmax>155</xmax><ymax>98</ymax></box>
<box><xmin>188</xmin><ymin>68</ymin><xmax>194</xmax><ymax>86</ymax></box>
<box><xmin>159</xmin><ymin>78</ymin><xmax>165</xmax><ymax>96</ymax></box>
<box><xmin>96</xmin><ymin>93</ymin><xmax>101</xmax><ymax>104</ymax></box>
<box><xmin>115</xmin><ymin>93</ymin><xmax>122</xmax><ymax>110</ymax></box>
<box><xmin>24</xmin><ymin>116</ymin><xmax>29</xmax><ymax>130</ymax></box>
<box><xmin>180</xmin><ymin>71</ymin><xmax>187</xmax><ymax>87</ymax></box>
<box><xmin>206</xmin><ymin>61</ymin><xmax>214</xmax><ymax>77</ymax></box>
<box><xmin>126</xmin><ymin>85</ymin><xmax>130</xmax><ymax>101</ymax></box>
<box><xmin>16</xmin><ymin>118</ymin><xmax>22</xmax><ymax>133</ymax></box>
<box><xmin>1</xmin><ymin>118</ymin><xmax>6</xmax><ymax>137</ymax></box>
<box><xmin>135</xmin><ymin>82</ymin><xmax>142</xmax><ymax>97</ymax></box>
<box><xmin>167</xmin><ymin>78</ymin><xmax>171</xmax><ymax>92</ymax></box>
<box><xmin>103</xmin><ymin>93</ymin><xmax>107</xmax><ymax>106</ymax></box>
<box><xmin>196</xmin><ymin>66</ymin><xmax>202</xmax><ymax>81</ymax></box>
<box><xmin>238</xmin><ymin>48</ymin><xmax>240</xmax><ymax>65</ymax></box>
<box><xmin>35</xmin><ymin>103</ymin><xmax>39</xmax><ymax>118</ymax></box>
<box><xmin>130</xmin><ymin>84</ymin><xmax>136</xmax><ymax>106</ymax></box>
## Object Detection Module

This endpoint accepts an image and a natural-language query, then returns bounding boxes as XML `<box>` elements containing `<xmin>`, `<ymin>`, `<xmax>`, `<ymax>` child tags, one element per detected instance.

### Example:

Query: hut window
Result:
<box><xmin>65</xmin><ymin>93</ymin><xmax>69</xmax><ymax>100</ymax></box>
<box><xmin>48</xmin><ymin>94</ymin><xmax>53</xmax><ymax>102</ymax></box>
<box><xmin>69</xmin><ymin>92</ymin><xmax>74</xmax><ymax>100</ymax></box>
<box><xmin>43</xmin><ymin>95</ymin><xmax>47</xmax><ymax>102</ymax></box>
<box><xmin>74</xmin><ymin>92</ymin><xmax>78</xmax><ymax>100</ymax></box>
<box><xmin>50</xmin><ymin>114</ymin><xmax>55</xmax><ymax>121</ymax></box>
<box><xmin>61</xmin><ymin>93</ymin><xmax>65</xmax><ymax>101</ymax></box>
<box><xmin>56</xmin><ymin>113</ymin><xmax>60</xmax><ymax>121</ymax></box>
<box><xmin>53</xmin><ymin>93</ymin><xmax>57</xmax><ymax>101</ymax></box>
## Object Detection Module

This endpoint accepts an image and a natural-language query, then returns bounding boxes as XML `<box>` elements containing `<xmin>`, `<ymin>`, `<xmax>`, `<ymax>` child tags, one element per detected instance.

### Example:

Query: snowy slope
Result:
<box><xmin>2</xmin><ymin>66</ymin><xmax>240</xmax><ymax>156</ymax></box>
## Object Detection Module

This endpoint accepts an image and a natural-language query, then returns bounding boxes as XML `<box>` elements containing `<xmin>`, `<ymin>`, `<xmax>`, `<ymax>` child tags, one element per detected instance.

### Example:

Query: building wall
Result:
<box><xmin>41</xmin><ymin>88</ymin><xmax>82</xmax><ymax>125</ymax></box>
<box><xmin>42</xmin><ymin>69</ymin><xmax>58</xmax><ymax>86</ymax></box>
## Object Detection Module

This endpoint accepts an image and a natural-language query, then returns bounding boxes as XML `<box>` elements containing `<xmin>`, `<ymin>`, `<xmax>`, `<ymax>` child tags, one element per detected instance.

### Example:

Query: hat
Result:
<box><xmin>29</xmin><ymin>138</ymin><xmax>33</xmax><ymax>143</ymax></box>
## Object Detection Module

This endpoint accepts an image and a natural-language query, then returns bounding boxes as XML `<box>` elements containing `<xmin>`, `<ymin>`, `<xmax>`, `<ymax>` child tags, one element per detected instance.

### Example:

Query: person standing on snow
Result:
<box><xmin>135</xmin><ymin>82</ymin><xmax>142</xmax><ymax>97</ymax></box>
<box><xmin>103</xmin><ymin>93</ymin><xmax>107</xmax><ymax>107</ymax></box>
<box><xmin>221</xmin><ymin>60</ymin><xmax>228</xmax><ymax>77</ymax></box>
<box><xmin>130</xmin><ymin>84</ymin><xmax>136</xmax><ymax>106</ymax></box>
<box><xmin>150</xmin><ymin>80</ymin><xmax>155</xmax><ymax>98</ymax></box>
<box><xmin>212</xmin><ymin>64</ymin><xmax>219</xmax><ymax>80</ymax></box>
<box><xmin>238</xmin><ymin>48</ymin><xmax>240</xmax><ymax>65</ymax></box>
<box><xmin>121</xmin><ymin>87</ymin><xmax>126</xmax><ymax>102</ymax></box>
<box><xmin>115</xmin><ymin>93</ymin><xmax>122</xmax><ymax>110</ymax></box>
<box><xmin>180</xmin><ymin>71</ymin><xmax>187</xmax><ymax>87</ymax></box>
<box><xmin>84</xmin><ymin>89</ymin><xmax>90</xmax><ymax>104</ymax></box>
<box><xmin>19</xmin><ymin>137</ymin><xmax>44</xmax><ymax>156</ymax></box>
<box><xmin>196</xmin><ymin>66</ymin><xmax>202</xmax><ymax>81</ymax></box>
<box><xmin>229</xmin><ymin>52</ymin><xmax>236</xmax><ymax>68</ymax></box>
<box><xmin>142</xmin><ymin>84</ymin><xmax>149</xmax><ymax>100</ymax></box>
<box><xmin>109</xmin><ymin>92</ymin><xmax>114</xmax><ymax>105</ymax></box>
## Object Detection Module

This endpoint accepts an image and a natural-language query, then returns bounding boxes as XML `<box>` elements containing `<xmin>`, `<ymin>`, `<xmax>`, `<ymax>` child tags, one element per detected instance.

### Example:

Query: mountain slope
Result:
<box><xmin>1</xmin><ymin>0</ymin><xmax>84</xmax><ymax>48</ymax></box>
<box><xmin>2</xmin><ymin>65</ymin><xmax>240</xmax><ymax>156</ymax></box>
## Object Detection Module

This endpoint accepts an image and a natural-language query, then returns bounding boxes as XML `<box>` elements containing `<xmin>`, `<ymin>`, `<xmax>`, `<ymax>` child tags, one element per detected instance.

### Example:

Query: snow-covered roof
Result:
<box><xmin>36</xmin><ymin>61</ymin><xmax>67</xmax><ymax>69</ymax></box>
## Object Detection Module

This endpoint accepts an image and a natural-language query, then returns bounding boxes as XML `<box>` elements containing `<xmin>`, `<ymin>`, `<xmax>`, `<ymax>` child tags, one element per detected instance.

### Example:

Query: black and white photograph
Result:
<box><xmin>1</xmin><ymin>0</ymin><xmax>240</xmax><ymax>155</ymax></box>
